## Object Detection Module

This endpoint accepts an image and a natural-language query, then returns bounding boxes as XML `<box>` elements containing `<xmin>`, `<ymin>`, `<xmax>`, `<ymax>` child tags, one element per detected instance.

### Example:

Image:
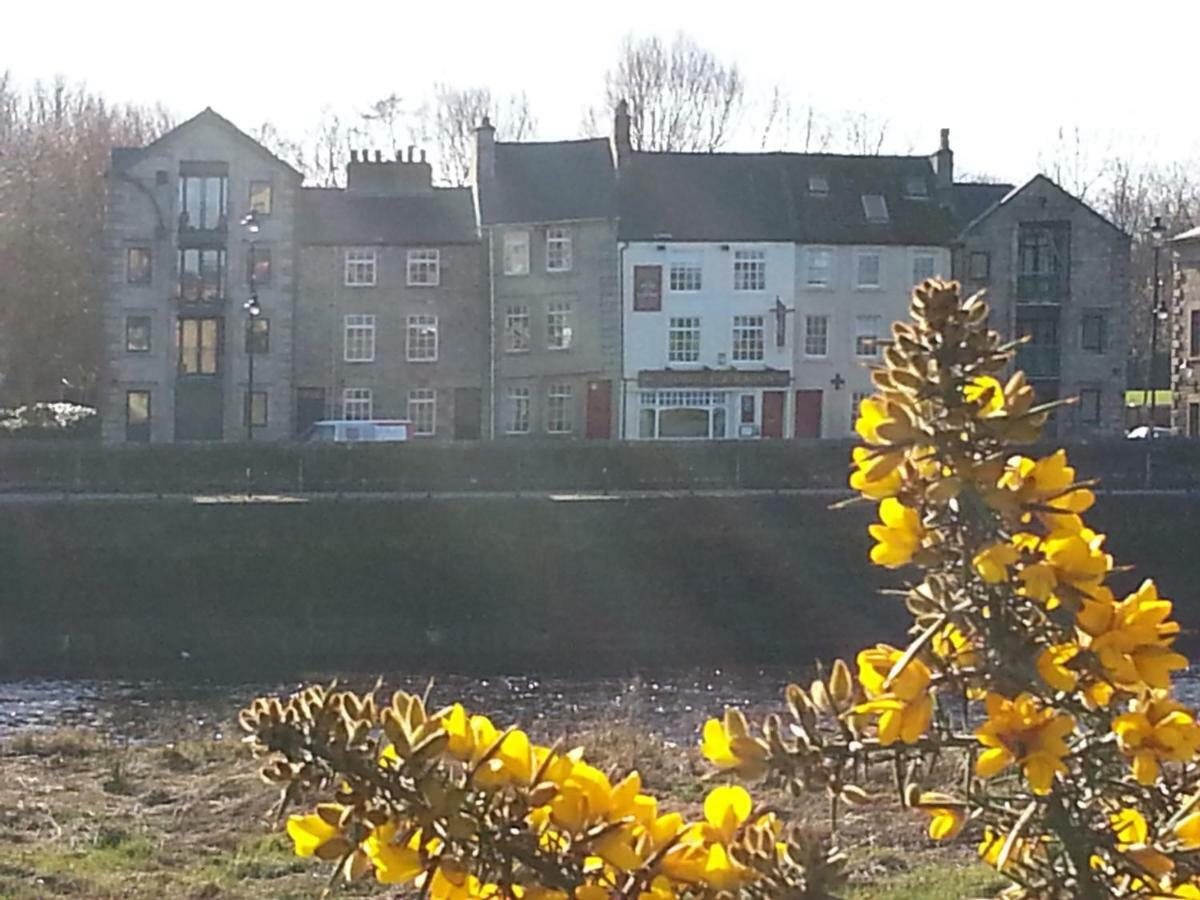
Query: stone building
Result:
<box><xmin>1170</xmin><ymin>227</ymin><xmax>1200</xmax><ymax>437</ymax></box>
<box><xmin>950</xmin><ymin>170</ymin><xmax>1130</xmax><ymax>437</ymax></box>
<box><xmin>473</xmin><ymin>122</ymin><xmax>621</xmax><ymax>439</ymax></box>
<box><xmin>294</xmin><ymin>150</ymin><xmax>484</xmax><ymax>439</ymax></box>
<box><xmin>103</xmin><ymin>108</ymin><xmax>302</xmax><ymax>442</ymax></box>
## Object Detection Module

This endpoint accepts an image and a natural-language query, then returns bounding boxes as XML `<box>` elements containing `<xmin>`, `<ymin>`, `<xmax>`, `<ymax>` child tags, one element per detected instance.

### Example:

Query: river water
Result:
<box><xmin>0</xmin><ymin>668</ymin><xmax>807</xmax><ymax>747</ymax></box>
<box><xmin>4</xmin><ymin>668</ymin><xmax>1200</xmax><ymax>748</ymax></box>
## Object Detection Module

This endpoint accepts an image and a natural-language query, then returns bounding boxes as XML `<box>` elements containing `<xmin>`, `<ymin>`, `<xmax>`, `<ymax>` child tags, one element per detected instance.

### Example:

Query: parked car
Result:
<box><xmin>303</xmin><ymin>419</ymin><xmax>411</xmax><ymax>443</ymax></box>
<box><xmin>1125</xmin><ymin>425</ymin><xmax>1176</xmax><ymax>440</ymax></box>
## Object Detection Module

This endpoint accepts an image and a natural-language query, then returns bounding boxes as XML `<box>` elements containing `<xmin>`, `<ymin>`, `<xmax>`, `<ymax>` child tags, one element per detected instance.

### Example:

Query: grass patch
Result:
<box><xmin>847</xmin><ymin>860</ymin><xmax>1006</xmax><ymax>899</ymax></box>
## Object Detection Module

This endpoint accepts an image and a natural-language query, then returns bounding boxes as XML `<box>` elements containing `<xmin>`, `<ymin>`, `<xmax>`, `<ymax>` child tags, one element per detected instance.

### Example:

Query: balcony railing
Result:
<box><xmin>177</xmin><ymin>212</ymin><xmax>228</xmax><ymax>246</ymax></box>
<box><xmin>1015</xmin><ymin>345</ymin><xmax>1061</xmax><ymax>378</ymax></box>
<box><xmin>1017</xmin><ymin>274</ymin><xmax>1068</xmax><ymax>303</ymax></box>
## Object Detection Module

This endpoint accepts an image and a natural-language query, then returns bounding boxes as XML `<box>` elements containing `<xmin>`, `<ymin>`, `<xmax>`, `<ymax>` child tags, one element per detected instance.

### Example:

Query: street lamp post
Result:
<box><xmin>1148</xmin><ymin>216</ymin><xmax>1168</xmax><ymax>436</ymax></box>
<box><xmin>241</xmin><ymin>211</ymin><xmax>261</xmax><ymax>442</ymax></box>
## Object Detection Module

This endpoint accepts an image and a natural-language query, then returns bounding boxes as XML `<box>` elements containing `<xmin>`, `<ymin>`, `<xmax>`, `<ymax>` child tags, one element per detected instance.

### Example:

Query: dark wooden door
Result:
<box><xmin>794</xmin><ymin>389</ymin><xmax>822</xmax><ymax>438</ymax></box>
<box><xmin>585</xmin><ymin>380</ymin><xmax>612</xmax><ymax>439</ymax></box>
<box><xmin>453</xmin><ymin>388</ymin><xmax>482</xmax><ymax>440</ymax></box>
<box><xmin>295</xmin><ymin>387</ymin><xmax>326</xmax><ymax>437</ymax></box>
<box><xmin>761</xmin><ymin>391</ymin><xmax>785</xmax><ymax>439</ymax></box>
<box><xmin>174</xmin><ymin>380</ymin><xmax>224</xmax><ymax>441</ymax></box>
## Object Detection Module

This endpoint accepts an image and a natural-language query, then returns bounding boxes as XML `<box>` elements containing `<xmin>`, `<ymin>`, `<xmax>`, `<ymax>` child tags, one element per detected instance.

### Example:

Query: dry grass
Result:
<box><xmin>0</xmin><ymin>715</ymin><xmax>996</xmax><ymax>899</ymax></box>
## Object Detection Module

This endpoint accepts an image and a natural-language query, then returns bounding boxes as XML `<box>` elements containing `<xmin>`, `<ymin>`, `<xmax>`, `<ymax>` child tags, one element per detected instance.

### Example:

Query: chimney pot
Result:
<box><xmin>350</xmin><ymin>149</ymin><xmax>359</xmax><ymax>162</ymax></box>
<box><xmin>420</xmin><ymin>149</ymin><xmax>427</xmax><ymax>163</ymax></box>
<box><xmin>396</xmin><ymin>150</ymin><xmax>403</xmax><ymax>161</ymax></box>
<box><xmin>407</xmin><ymin>145</ymin><xmax>416</xmax><ymax>163</ymax></box>
<box><xmin>940</xmin><ymin>128</ymin><xmax>951</xmax><ymax>151</ymax></box>
<box><xmin>375</xmin><ymin>149</ymin><xmax>382</xmax><ymax>162</ymax></box>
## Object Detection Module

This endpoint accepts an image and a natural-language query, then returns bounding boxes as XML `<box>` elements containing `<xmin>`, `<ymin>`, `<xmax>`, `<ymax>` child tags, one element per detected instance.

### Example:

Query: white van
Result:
<box><xmin>304</xmin><ymin>419</ymin><xmax>411</xmax><ymax>443</ymax></box>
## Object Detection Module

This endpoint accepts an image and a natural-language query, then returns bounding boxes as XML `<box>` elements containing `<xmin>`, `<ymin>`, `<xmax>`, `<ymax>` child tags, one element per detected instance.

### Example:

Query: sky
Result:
<box><xmin>5</xmin><ymin>0</ymin><xmax>1200</xmax><ymax>184</ymax></box>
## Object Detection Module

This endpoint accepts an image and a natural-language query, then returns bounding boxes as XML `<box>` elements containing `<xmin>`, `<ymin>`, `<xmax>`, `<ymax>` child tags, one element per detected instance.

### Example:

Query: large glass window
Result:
<box><xmin>638</xmin><ymin>390</ymin><xmax>728</xmax><ymax>440</ymax></box>
<box><xmin>503</xmin><ymin>229</ymin><xmax>530</xmax><ymax>275</ymax></box>
<box><xmin>247</xmin><ymin>247</ymin><xmax>271</xmax><ymax>286</ymax></box>
<box><xmin>407</xmin><ymin>249</ymin><xmax>440</xmax><ymax>286</ymax></box>
<box><xmin>669</xmin><ymin>255</ymin><xmax>703</xmax><ymax>292</ymax></box>
<box><xmin>406</xmin><ymin>315</ymin><xmax>438</xmax><ymax>361</ymax></box>
<box><xmin>178</xmin><ymin>248</ymin><xmax>225</xmax><ymax>302</ymax></box>
<box><xmin>804</xmin><ymin>315</ymin><xmax>829</xmax><ymax>357</ymax></box>
<box><xmin>343</xmin><ymin>388</ymin><xmax>372</xmax><ymax>420</ymax></box>
<box><xmin>856</xmin><ymin>251</ymin><xmax>881</xmax><ymax>289</ymax></box>
<box><xmin>547</xmin><ymin>383</ymin><xmax>573</xmax><ymax>434</ymax></box>
<box><xmin>506</xmin><ymin>387</ymin><xmax>531</xmax><ymax>434</ymax></box>
<box><xmin>505</xmin><ymin>306</ymin><xmax>530</xmax><ymax>353</ymax></box>
<box><xmin>1191</xmin><ymin>310</ymin><xmax>1200</xmax><ymax>358</ymax></box>
<box><xmin>177</xmin><ymin>318</ymin><xmax>221</xmax><ymax>375</ymax></box>
<box><xmin>244</xmin><ymin>391</ymin><xmax>268</xmax><ymax>427</ymax></box>
<box><xmin>245</xmin><ymin>318</ymin><xmax>270</xmax><ymax>354</ymax></box>
<box><xmin>912</xmin><ymin>252</ymin><xmax>937</xmax><ymax>284</ymax></box>
<box><xmin>668</xmin><ymin>317</ymin><xmax>701</xmax><ymax>363</ymax></box>
<box><xmin>1018</xmin><ymin>221</ymin><xmax>1070</xmax><ymax>299</ymax></box>
<box><xmin>344</xmin><ymin>314</ymin><xmax>376</xmax><ymax>362</ymax></box>
<box><xmin>248</xmin><ymin>180</ymin><xmax>272</xmax><ymax>215</ymax></box>
<box><xmin>344</xmin><ymin>249</ymin><xmax>377</xmax><ymax>286</ymax></box>
<box><xmin>733</xmin><ymin>249</ymin><xmax>766</xmax><ymax>291</ymax></box>
<box><xmin>806</xmin><ymin>247</ymin><xmax>832</xmax><ymax>287</ymax></box>
<box><xmin>546</xmin><ymin>227</ymin><xmax>572</xmax><ymax>272</ymax></box>
<box><xmin>408</xmin><ymin>389</ymin><xmax>436</xmax><ymax>435</ymax></box>
<box><xmin>855</xmin><ymin>314</ymin><xmax>881</xmax><ymax>358</ymax></box>
<box><xmin>732</xmin><ymin>315</ymin><xmax>765</xmax><ymax>362</ymax></box>
<box><xmin>547</xmin><ymin>303</ymin><xmax>573</xmax><ymax>350</ymax></box>
<box><xmin>1081</xmin><ymin>312</ymin><xmax>1107</xmax><ymax>353</ymax></box>
<box><xmin>178</xmin><ymin>173</ymin><xmax>227</xmax><ymax>231</ymax></box>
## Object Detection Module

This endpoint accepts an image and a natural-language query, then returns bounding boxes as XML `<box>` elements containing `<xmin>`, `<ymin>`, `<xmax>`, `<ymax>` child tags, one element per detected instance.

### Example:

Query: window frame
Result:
<box><xmin>911</xmin><ymin>251</ymin><xmax>937</xmax><ymax>285</ymax></box>
<box><xmin>406</xmin><ymin>248</ymin><xmax>441</xmax><ymax>287</ymax></box>
<box><xmin>343</xmin><ymin>314</ymin><xmax>376</xmax><ymax>363</ymax></box>
<box><xmin>805</xmin><ymin>247</ymin><xmax>834</xmax><ymax>288</ymax></box>
<box><xmin>125</xmin><ymin>315</ymin><xmax>152</xmax><ymax>353</ymax></box>
<box><xmin>178</xmin><ymin>172</ymin><xmax>228</xmax><ymax>232</ymax></box>
<box><xmin>546</xmin><ymin>383</ymin><xmax>574</xmax><ymax>434</ymax></box>
<box><xmin>668</xmin><ymin>256</ymin><xmax>703</xmax><ymax>293</ymax></box>
<box><xmin>545</xmin><ymin>227</ymin><xmax>572</xmax><ymax>273</ymax></box>
<box><xmin>855</xmin><ymin>250</ymin><xmax>883</xmax><ymax>290</ymax></box>
<box><xmin>506</xmin><ymin>386</ymin><xmax>531</xmax><ymax>435</ymax></box>
<box><xmin>546</xmin><ymin>302</ymin><xmax>573</xmax><ymax>351</ymax></box>
<box><xmin>342</xmin><ymin>387</ymin><xmax>373</xmax><ymax>421</ymax></box>
<box><xmin>505</xmin><ymin>305</ymin><xmax>530</xmax><ymax>353</ymax></box>
<box><xmin>126</xmin><ymin>247</ymin><xmax>153</xmax><ymax>285</ymax></box>
<box><xmin>503</xmin><ymin>229</ymin><xmax>530</xmax><ymax>276</ymax></box>
<box><xmin>667</xmin><ymin>316</ymin><xmax>702</xmax><ymax>364</ymax></box>
<box><xmin>1078</xmin><ymin>388</ymin><xmax>1101</xmax><ymax>425</ymax></box>
<box><xmin>803</xmin><ymin>314</ymin><xmax>829</xmax><ymax>358</ymax></box>
<box><xmin>731</xmin><ymin>315</ymin><xmax>765</xmax><ymax>362</ymax></box>
<box><xmin>406</xmin><ymin>314</ymin><xmax>439</xmax><ymax>362</ymax></box>
<box><xmin>125</xmin><ymin>390</ymin><xmax>151</xmax><ymax>442</ymax></box>
<box><xmin>178</xmin><ymin>248</ymin><xmax>226</xmax><ymax>302</ymax></box>
<box><xmin>1190</xmin><ymin>309</ymin><xmax>1200</xmax><ymax>359</ymax></box>
<box><xmin>245</xmin><ymin>317</ymin><xmax>270</xmax><ymax>355</ymax></box>
<box><xmin>244</xmin><ymin>390</ymin><xmax>268</xmax><ymax>427</ymax></box>
<box><xmin>248</xmin><ymin>179</ymin><xmax>273</xmax><ymax>216</ymax></box>
<box><xmin>861</xmin><ymin>194</ymin><xmax>889</xmax><ymax>223</ymax></box>
<box><xmin>807</xmin><ymin>175</ymin><xmax>830</xmax><ymax>196</ymax></box>
<box><xmin>247</xmin><ymin>246</ymin><xmax>271</xmax><ymax>287</ymax></box>
<box><xmin>855</xmin><ymin>314</ymin><xmax>882</xmax><ymax>358</ymax></box>
<box><xmin>344</xmin><ymin>248</ymin><xmax>378</xmax><ymax>287</ymax></box>
<box><xmin>408</xmin><ymin>388</ymin><xmax>437</xmax><ymax>436</ymax></box>
<box><xmin>1080</xmin><ymin>312</ymin><xmax>1107</xmax><ymax>353</ymax></box>
<box><xmin>733</xmin><ymin>249</ymin><xmax>767</xmax><ymax>292</ymax></box>
<box><xmin>177</xmin><ymin>317</ymin><xmax>222</xmax><ymax>375</ymax></box>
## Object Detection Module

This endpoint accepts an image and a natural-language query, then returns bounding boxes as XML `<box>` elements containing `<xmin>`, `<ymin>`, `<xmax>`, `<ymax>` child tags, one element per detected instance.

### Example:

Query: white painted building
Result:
<box><xmin>615</xmin><ymin>140</ymin><xmax>959</xmax><ymax>440</ymax></box>
<box><xmin>620</xmin><ymin>241</ymin><xmax>796</xmax><ymax>439</ymax></box>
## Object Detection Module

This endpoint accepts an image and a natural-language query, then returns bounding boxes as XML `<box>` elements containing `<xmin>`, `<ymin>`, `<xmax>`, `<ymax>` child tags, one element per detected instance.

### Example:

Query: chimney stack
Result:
<box><xmin>350</xmin><ymin>149</ymin><xmax>359</xmax><ymax>162</ymax></box>
<box><xmin>374</xmin><ymin>149</ymin><xmax>382</xmax><ymax>162</ymax></box>
<box><xmin>473</xmin><ymin>116</ymin><xmax>496</xmax><ymax>184</ymax></box>
<box><xmin>613</xmin><ymin>99</ymin><xmax>632</xmax><ymax>167</ymax></box>
<box><xmin>933</xmin><ymin>128</ymin><xmax>954</xmax><ymax>189</ymax></box>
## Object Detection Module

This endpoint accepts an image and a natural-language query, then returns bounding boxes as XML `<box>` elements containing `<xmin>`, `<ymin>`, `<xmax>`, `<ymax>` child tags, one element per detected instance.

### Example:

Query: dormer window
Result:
<box><xmin>862</xmin><ymin>194</ymin><xmax>889</xmax><ymax>224</ymax></box>
<box><xmin>903</xmin><ymin>177</ymin><xmax>929</xmax><ymax>199</ymax></box>
<box><xmin>808</xmin><ymin>175</ymin><xmax>829</xmax><ymax>196</ymax></box>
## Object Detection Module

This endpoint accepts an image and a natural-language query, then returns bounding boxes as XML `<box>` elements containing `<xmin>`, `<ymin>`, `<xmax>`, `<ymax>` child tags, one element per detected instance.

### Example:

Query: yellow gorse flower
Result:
<box><xmin>867</xmin><ymin>497</ymin><xmax>924</xmax><ymax>568</ymax></box>
<box><xmin>1111</xmin><ymin>697</ymin><xmax>1200</xmax><ymax>785</ymax></box>
<box><xmin>975</xmin><ymin>692</ymin><xmax>1074</xmax><ymax>795</ymax></box>
<box><xmin>1078</xmin><ymin>579</ymin><xmax>1188</xmax><ymax>692</ymax></box>
<box><xmin>853</xmin><ymin>644</ymin><xmax>932</xmax><ymax>746</ymax></box>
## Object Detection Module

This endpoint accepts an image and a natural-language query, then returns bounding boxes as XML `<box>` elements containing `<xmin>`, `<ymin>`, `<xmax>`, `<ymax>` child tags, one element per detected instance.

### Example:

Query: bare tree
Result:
<box><xmin>0</xmin><ymin>75</ymin><xmax>170</xmax><ymax>404</ymax></box>
<box><xmin>590</xmin><ymin>32</ymin><xmax>744</xmax><ymax>152</ymax></box>
<box><xmin>425</xmin><ymin>85</ymin><xmax>535</xmax><ymax>186</ymax></box>
<box><xmin>1038</xmin><ymin>125</ymin><xmax>1108</xmax><ymax>201</ymax></box>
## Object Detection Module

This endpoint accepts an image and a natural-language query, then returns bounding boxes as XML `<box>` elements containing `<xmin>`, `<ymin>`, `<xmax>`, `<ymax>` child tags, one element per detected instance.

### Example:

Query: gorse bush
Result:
<box><xmin>240</xmin><ymin>280</ymin><xmax>1200</xmax><ymax>898</ymax></box>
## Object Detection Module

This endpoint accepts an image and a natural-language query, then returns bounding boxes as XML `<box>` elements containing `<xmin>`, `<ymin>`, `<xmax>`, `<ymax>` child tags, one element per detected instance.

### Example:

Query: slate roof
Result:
<box><xmin>480</xmin><ymin>139</ymin><xmax>616</xmax><ymax>225</ymax></box>
<box><xmin>958</xmin><ymin>175</ymin><xmax>1129</xmax><ymax>239</ymax></box>
<box><xmin>109</xmin><ymin>107</ymin><xmax>303</xmax><ymax>179</ymax></box>
<box><xmin>298</xmin><ymin>187</ymin><xmax>478</xmax><ymax>246</ymax></box>
<box><xmin>944</xmin><ymin>182</ymin><xmax>1015</xmax><ymax>231</ymax></box>
<box><xmin>616</xmin><ymin>151</ymin><xmax>960</xmax><ymax>245</ymax></box>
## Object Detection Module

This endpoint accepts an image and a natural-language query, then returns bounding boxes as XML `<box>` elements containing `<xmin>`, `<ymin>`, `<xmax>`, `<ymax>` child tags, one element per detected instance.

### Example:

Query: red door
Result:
<box><xmin>794</xmin><ymin>389</ymin><xmax>822</xmax><ymax>438</ymax></box>
<box><xmin>585</xmin><ymin>380</ymin><xmax>612</xmax><ymax>439</ymax></box>
<box><xmin>761</xmin><ymin>391</ymin><xmax>785</xmax><ymax>439</ymax></box>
